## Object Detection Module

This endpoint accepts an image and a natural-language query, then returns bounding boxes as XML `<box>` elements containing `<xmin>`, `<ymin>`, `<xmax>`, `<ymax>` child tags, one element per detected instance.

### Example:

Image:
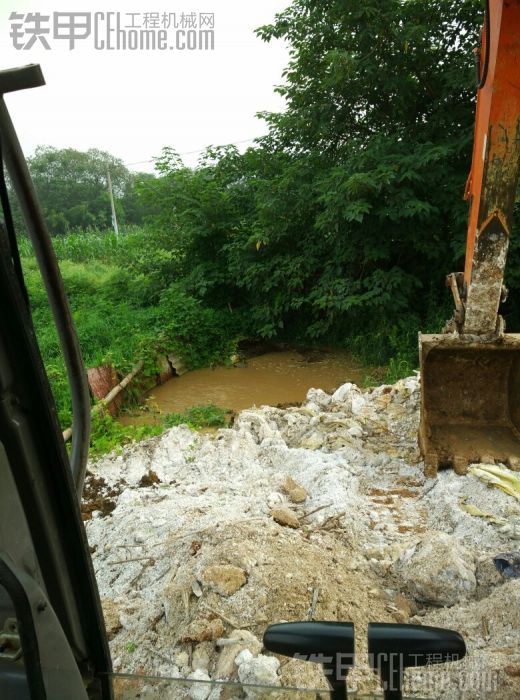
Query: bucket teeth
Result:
<box><xmin>419</xmin><ymin>333</ymin><xmax>520</xmax><ymax>478</ymax></box>
<box><xmin>453</xmin><ymin>457</ymin><xmax>469</xmax><ymax>476</ymax></box>
<box><xmin>480</xmin><ymin>455</ymin><xmax>497</xmax><ymax>465</ymax></box>
<box><xmin>509</xmin><ymin>457</ymin><xmax>520</xmax><ymax>471</ymax></box>
<box><xmin>424</xmin><ymin>452</ymin><xmax>439</xmax><ymax>479</ymax></box>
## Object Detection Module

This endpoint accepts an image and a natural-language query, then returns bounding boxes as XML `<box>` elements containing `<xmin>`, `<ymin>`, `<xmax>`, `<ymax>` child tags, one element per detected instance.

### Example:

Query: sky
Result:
<box><xmin>0</xmin><ymin>0</ymin><xmax>290</xmax><ymax>170</ymax></box>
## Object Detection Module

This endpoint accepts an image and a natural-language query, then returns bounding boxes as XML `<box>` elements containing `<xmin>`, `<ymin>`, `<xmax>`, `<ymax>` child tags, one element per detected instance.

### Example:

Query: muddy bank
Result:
<box><xmin>120</xmin><ymin>350</ymin><xmax>375</xmax><ymax>425</ymax></box>
<box><xmin>86</xmin><ymin>376</ymin><xmax>520</xmax><ymax>698</ymax></box>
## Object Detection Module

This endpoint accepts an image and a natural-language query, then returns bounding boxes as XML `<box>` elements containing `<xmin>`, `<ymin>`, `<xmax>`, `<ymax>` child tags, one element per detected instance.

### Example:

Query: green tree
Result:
<box><xmin>16</xmin><ymin>146</ymin><xmax>153</xmax><ymax>235</ymax></box>
<box><xmin>142</xmin><ymin>0</ymin><xmax>485</xmax><ymax>363</ymax></box>
<box><xmin>251</xmin><ymin>0</ymin><xmax>483</xmax><ymax>351</ymax></box>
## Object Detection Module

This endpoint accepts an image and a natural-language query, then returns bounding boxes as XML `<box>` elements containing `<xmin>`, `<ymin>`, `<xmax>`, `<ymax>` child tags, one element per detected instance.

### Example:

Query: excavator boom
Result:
<box><xmin>420</xmin><ymin>0</ymin><xmax>520</xmax><ymax>476</ymax></box>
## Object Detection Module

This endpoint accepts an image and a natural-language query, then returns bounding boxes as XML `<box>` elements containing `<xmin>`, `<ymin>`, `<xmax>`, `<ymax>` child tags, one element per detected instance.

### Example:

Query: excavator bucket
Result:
<box><xmin>419</xmin><ymin>333</ymin><xmax>520</xmax><ymax>477</ymax></box>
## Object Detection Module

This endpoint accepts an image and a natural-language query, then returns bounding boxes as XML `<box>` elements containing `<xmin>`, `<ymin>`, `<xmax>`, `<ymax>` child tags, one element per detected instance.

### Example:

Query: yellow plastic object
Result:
<box><xmin>469</xmin><ymin>463</ymin><xmax>520</xmax><ymax>502</ymax></box>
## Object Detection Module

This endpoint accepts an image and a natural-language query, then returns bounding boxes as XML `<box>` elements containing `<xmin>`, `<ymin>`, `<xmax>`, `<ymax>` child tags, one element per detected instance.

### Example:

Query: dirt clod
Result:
<box><xmin>281</xmin><ymin>476</ymin><xmax>308</xmax><ymax>503</ymax></box>
<box><xmin>180</xmin><ymin>617</ymin><xmax>225</xmax><ymax>643</ymax></box>
<box><xmin>269</xmin><ymin>507</ymin><xmax>300</xmax><ymax>529</ymax></box>
<box><xmin>138</xmin><ymin>470</ymin><xmax>161</xmax><ymax>487</ymax></box>
<box><xmin>81</xmin><ymin>473</ymin><xmax>120</xmax><ymax>520</ymax></box>
<box><xmin>190</xmin><ymin>540</ymin><xmax>202</xmax><ymax>556</ymax></box>
<box><xmin>202</xmin><ymin>565</ymin><xmax>247</xmax><ymax>597</ymax></box>
<box><xmin>101</xmin><ymin>598</ymin><xmax>122</xmax><ymax>641</ymax></box>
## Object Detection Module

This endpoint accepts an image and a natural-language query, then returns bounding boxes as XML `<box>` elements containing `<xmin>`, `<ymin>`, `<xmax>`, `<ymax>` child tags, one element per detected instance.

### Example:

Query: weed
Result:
<box><xmin>163</xmin><ymin>404</ymin><xmax>228</xmax><ymax>430</ymax></box>
<box><xmin>90</xmin><ymin>413</ymin><xmax>163</xmax><ymax>458</ymax></box>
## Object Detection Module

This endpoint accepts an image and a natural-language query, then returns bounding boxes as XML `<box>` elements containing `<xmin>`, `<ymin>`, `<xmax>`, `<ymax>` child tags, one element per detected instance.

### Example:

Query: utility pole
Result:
<box><xmin>106</xmin><ymin>168</ymin><xmax>120</xmax><ymax>236</ymax></box>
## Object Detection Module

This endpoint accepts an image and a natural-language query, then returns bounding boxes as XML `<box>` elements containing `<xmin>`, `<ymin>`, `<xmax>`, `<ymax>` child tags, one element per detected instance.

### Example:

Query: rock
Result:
<box><xmin>403</xmin><ymin>377</ymin><xmax>419</xmax><ymax>393</ymax></box>
<box><xmin>156</xmin><ymin>354</ymin><xmax>174</xmax><ymax>384</ymax></box>
<box><xmin>300</xmin><ymin>432</ymin><xmax>324</xmax><ymax>450</ymax></box>
<box><xmin>175</xmin><ymin>651</ymin><xmax>190</xmax><ymax>668</ymax></box>
<box><xmin>193</xmin><ymin>642</ymin><xmax>213</xmax><ymax>671</ymax></box>
<box><xmin>493</xmin><ymin>552</ymin><xmax>520</xmax><ymax>579</ymax></box>
<box><xmin>101</xmin><ymin>598</ymin><xmax>122</xmax><ymax>641</ymax></box>
<box><xmin>509</xmin><ymin>457</ymin><xmax>520</xmax><ymax>472</ymax></box>
<box><xmin>208</xmin><ymin>687</ymin><xmax>223</xmax><ymax>700</ymax></box>
<box><xmin>192</xmin><ymin>580</ymin><xmax>203</xmax><ymax>597</ymax></box>
<box><xmin>331</xmin><ymin>383</ymin><xmax>356</xmax><ymax>404</ymax></box>
<box><xmin>347</xmin><ymin>425</ymin><xmax>363</xmax><ymax>439</ymax></box>
<box><xmin>207</xmin><ymin>690</ymin><xmax>224</xmax><ymax>700</ymax></box>
<box><xmin>279</xmin><ymin>658</ymin><xmax>326</xmax><ymax>692</ymax></box>
<box><xmin>188</xmin><ymin>669</ymin><xmax>212</xmax><ymax>700</ymax></box>
<box><xmin>281</xmin><ymin>476</ymin><xmax>308</xmax><ymax>504</ymax></box>
<box><xmin>306</xmin><ymin>388</ymin><xmax>331</xmax><ymax>409</ymax></box>
<box><xmin>395</xmin><ymin>532</ymin><xmax>476</xmax><ymax>607</ymax></box>
<box><xmin>236</xmin><ymin>651</ymin><xmax>280</xmax><ymax>697</ymax></box>
<box><xmin>235</xmin><ymin>649</ymin><xmax>252</xmax><ymax>665</ymax></box>
<box><xmin>214</xmin><ymin>630</ymin><xmax>262</xmax><ymax>679</ymax></box>
<box><xmin>234</xmin><ymin>412</ymin><xmax>276</xmax><ymax>444</ymax></box>
<box><xmin>181</xmin><ymin>617</ymin><xmax>225</xmax><ymax>643</ymax></box>
<box><xmin>270</xmin><ymin>507</ymin><xmax>300</xmax><ymax>529</ymax></box>
<box><xmin>499</xmin><ymin>523</ymin><xmax>520</xmax><ymax>540</ymax></box>
<box><xmin>267</xmin><ymin>491</ymin><xmax>285</xmax><ymax>508</ymax></box>
<box><xmin>350</xmin><ymin>394</ymin><xmax>367</xmax><ymax>415</ymax></box>
<box><xmin>391</xmin><ymin>594</ymin><xmax>413</xmax><ymax>623</ymax></box>
<box><xmin>202</xmin><ymin>565</ymin><xmax>247</xmax><ymax>597</ymax></box>
<box><xmin>476</xmin><ymin>557</ymin><xmax>504</xmax><ymax>598</ymax></box>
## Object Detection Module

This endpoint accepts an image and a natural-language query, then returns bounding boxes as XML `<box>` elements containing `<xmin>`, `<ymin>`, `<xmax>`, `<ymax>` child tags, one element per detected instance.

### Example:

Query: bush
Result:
<box><xmin>157</xmin><ymin>284</ymin><xmax>239</xmax><ymax>370</ymax></box>
<box><xmin>163</xmin><ymin>404</ymin><xmax>228</xmax><ymax>429</ymax></box>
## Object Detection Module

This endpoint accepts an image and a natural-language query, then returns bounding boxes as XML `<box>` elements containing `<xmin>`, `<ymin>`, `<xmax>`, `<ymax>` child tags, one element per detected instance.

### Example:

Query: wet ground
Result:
<box><xmin>120</xmin><ymin>350</ymin><xmax>375</xmax><ymax>425</ymax></box>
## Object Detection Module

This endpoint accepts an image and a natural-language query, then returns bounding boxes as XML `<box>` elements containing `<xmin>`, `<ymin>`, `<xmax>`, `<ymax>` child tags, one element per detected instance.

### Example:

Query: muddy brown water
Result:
<box><xmin>120</xmin><ymin>350</ymin><xmax>375</xmax><ymax>426</ymax></box>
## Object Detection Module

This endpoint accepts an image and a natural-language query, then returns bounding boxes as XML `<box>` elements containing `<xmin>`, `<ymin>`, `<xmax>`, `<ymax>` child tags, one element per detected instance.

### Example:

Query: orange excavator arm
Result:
<box><xmin>419</xmin><ymin>0</ymin><xmax>520</xmax><ymax>477</ymax></box>
<box><xmin>460</xmin><ymin>0</ymin><xmax>520</xmax><ymax>335</ymax></box>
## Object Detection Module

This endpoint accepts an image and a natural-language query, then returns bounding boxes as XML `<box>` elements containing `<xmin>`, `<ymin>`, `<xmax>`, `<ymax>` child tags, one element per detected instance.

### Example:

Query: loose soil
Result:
<box><xmin>85</xmin><ymin>376</ymin><xmax>520</xmax><ymax>699</ymax></box>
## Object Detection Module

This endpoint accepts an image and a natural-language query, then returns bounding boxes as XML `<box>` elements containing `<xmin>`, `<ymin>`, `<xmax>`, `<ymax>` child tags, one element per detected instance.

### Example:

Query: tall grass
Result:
<box><xmin>18</xmin><ymin>226</ymin><xmax>149</xmax><ymax>264</ymax></box>
<box><xmin>16</xmin><ymin>226</ymin><xmax>239</xmax><ymax>454</ymax></box>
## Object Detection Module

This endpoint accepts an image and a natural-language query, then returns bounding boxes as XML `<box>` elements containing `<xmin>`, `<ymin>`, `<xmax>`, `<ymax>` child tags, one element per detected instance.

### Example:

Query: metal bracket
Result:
<box><xmin>0</xmin><ymin>65</ymin><xmax>44</xmax><ymax>95</ymax></box>
<box><xmin>446</xmin><ymin>272</ymin><xmax>466</xmax><ymax>328</ymax></box>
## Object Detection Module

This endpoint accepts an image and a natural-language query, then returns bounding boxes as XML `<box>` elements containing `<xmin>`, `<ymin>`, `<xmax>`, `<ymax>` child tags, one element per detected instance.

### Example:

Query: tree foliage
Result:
<box><xmin>24</xmin><ymin>0</ymin><xmax>511</xmax><ymax>372</ymax></box>
<box><xmin>138</xmin><ymin>0</ymin><xmax>486</xmax><ymax>363</ymax></box>
<box><xmin>19</xmin><ymin>146</ymin><xmax>154</xmax><ymax>235</ymax></box>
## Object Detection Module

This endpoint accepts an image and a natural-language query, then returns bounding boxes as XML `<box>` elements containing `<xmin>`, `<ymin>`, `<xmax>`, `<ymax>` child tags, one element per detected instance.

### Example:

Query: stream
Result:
<box><xmin>120</xmin><ymin>350</ymin><xmax>375</xmax><ymax>425</ymax></box>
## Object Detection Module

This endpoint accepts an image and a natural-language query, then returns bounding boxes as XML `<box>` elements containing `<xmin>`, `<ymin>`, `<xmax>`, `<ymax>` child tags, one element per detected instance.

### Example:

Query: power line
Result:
<box><xmin>124</xmin><ymin>136</ymin><xmax>261</xmax><ymax>168</ymax></box>
<box><xmin>125</xmin><ymin>159</ymin><xmax>153</xmax><ymax>167</ymax></box>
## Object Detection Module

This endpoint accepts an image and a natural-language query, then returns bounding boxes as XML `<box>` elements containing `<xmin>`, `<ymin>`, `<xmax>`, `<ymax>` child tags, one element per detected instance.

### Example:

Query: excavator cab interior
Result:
<box><xmin>2</xmin><ymin>0</ymin><xmax>518</xmax><ymax>695</ymax></box>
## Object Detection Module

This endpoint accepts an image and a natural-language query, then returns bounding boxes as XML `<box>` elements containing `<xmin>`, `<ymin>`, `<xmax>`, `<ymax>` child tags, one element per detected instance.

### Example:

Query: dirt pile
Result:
<box><xmin>85</xmin><ymin>376</ymin><xmax>520</xmax><ymax>698</ymax></box>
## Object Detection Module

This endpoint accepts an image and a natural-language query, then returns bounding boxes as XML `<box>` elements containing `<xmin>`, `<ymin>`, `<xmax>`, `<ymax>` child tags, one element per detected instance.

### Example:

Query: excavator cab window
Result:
<box><xmin>0</xmin><ymin>64</ymin><xmax>472</xmax><ymax>700</ymax></box>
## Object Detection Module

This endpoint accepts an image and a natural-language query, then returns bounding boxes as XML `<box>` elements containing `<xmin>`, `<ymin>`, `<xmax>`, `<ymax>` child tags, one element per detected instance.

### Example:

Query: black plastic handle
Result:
<box><xmin>368</xmin><ymin>623</ymin><xmax>466</xmax><ymax>700</ymax></box>
<box><xmin>264</xmin><ymin>621</ymin><xmax>354</xmax><ymax>700</ymax></box>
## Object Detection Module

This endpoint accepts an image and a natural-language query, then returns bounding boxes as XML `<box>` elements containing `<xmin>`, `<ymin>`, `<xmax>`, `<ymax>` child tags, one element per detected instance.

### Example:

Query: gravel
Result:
<box><xmin>85</xmin><ymin>375</ymin><xmax>520</xmax><ymax>698</ymax></box>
